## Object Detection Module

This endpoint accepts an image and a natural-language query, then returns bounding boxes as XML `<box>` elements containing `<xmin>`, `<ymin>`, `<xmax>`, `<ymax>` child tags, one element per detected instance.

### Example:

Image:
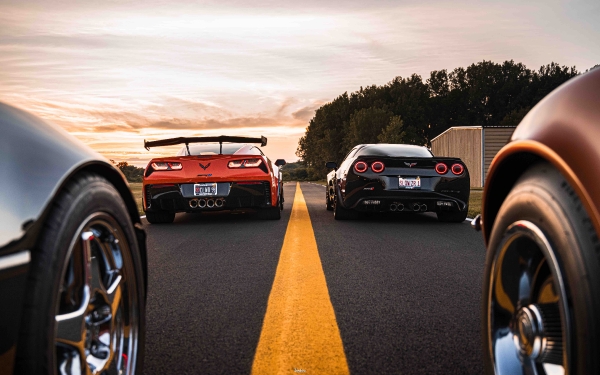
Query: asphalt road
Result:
<box><xmin>142</xmin><ymin>182</ymin><xmax>486</xmax><ymax>374</ymax></box>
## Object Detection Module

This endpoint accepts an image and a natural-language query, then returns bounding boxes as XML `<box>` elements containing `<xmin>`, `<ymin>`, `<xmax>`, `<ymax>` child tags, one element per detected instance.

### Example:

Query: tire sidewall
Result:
<box><xmin>483</xmin><ymin>164</ymin><xmax>600</xmax><ymax>374</ymax></box>
<box><xmin>17</xmin><ymin>174</ymin><xmax>146</xmax><ymax>374</ymax></box>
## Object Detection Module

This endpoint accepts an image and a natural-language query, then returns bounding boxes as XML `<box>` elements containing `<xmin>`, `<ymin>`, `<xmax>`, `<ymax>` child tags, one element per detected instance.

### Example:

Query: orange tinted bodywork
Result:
<box><xmin>482</xmin><ymin>69</ymin><xmax>600</xmax><ymax>244</ymax></box>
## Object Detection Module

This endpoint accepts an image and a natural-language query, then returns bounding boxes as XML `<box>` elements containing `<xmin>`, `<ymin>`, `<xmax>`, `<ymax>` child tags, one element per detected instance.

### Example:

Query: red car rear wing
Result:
<box><xmin>144</xmin><ymin>135</ymin><xmax>267</xmax><ymax>153</ymax></box>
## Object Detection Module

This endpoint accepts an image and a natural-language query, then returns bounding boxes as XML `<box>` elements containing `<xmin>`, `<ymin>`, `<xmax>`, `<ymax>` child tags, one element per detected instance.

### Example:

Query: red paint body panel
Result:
<box><xmin>142</xmin><ymin>152</ymin><xmax>281</xmax><ymax>212</ymax></box>
<box><xmin>483</xmin><ymin>68</ymin><xmax>600</xmax><ymax>243</ymax></box>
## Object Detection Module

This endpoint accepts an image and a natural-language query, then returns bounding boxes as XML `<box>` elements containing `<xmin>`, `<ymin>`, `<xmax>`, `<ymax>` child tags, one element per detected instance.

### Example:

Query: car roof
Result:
<box><xmin>354</xmin><ymin>144</ymin><xmax>433</xmax><ymax>157</ymax></box>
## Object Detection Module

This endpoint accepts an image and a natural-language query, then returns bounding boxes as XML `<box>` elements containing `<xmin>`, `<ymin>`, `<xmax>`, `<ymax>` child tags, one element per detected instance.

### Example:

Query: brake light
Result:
<box><xmin>151</xmin><ymin>162</ymin><xmax>183</xmax><ymax>171</ymax></box>
<box><xmin>228</xmin><ymin>158</ymin><xmax>263</xmax><ymax>168</ymax></box>
<box><xmin>354</xmin><ymin>161</ymin><xmax>368</xmax><ymax>173</ymax></box>
<box><xmin>435</xmin><ymin>163</ymin><xmax>448</xmax><ymax>174</ymax></box>
<box><xmin>451</xmin><ymin>163</ymin><xmax>464</xmax><ymax>175</ymax></box>
<box><xmin>371</xmin><ymin>161</ymin><xmax>385</xmax><ymax>173</ymax></box>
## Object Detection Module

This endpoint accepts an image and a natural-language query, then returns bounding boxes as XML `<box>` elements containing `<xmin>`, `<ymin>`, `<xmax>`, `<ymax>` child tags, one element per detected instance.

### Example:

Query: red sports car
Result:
<box><xmin>142</xmin><ymin>136</ymin><xmax>286</xmax><ymax>224</ymax></box>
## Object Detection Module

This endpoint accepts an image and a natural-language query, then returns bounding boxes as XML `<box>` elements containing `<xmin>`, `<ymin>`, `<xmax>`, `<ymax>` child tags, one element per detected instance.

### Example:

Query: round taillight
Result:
<box><xmin>435</xmin><ymin>163</ymin><xmax>448</xmax><ymax>174</ymax></box>
<box><xmin>451</xmin><ymin>163</ymin><xmax>464</xmax><ymax>175</ymax></box>
<box><xmin>354</xmin><ymin>161</ymin><xmax>368</xmax><ymax>173</ymax></box>
<box><xmin>371</xmin><ymin>161</ymin><xmax>385</xmax><ymax>173</ymax></box>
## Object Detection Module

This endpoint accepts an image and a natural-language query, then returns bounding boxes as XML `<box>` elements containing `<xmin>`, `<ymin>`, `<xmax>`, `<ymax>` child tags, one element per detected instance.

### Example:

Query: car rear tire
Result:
<box><xmin>436</xmin><ymin>210</ymin><xmax>468</xmax><ymax>222</ymax></box>
<box><xmin>146</xmin><ymin>211</ymin><xmax>175</xmax><ymax>224</ymax></box>
<box><xmin>334</xmin><ymin>193</ymin><xmax>356</xmax><ymax>220</ymax></box>
<box><xmin>15</xmin><ymin>172</ymin><xmax>146</xmax><ymax>375</ymax></box>
<box><xmin>259</xmin><ymin>206</ymin><xmax>281</xmax><ymax>220</ymax></box>
<box><xmin>326</xmin><ymin>188</ymin><xmax>334</xmax><ymax>211</ymax></box>
<box><xmin>483</xmin><ymin>163</ymin><xmax>600</xmax><ymax>375</ymax></box>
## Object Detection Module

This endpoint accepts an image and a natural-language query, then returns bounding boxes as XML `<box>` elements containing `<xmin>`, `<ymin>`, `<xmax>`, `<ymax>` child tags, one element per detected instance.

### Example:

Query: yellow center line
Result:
<box><xmin>251</xmin><ymin>183</ymin><xmax>350</xmax><ymax>375</ymax></box>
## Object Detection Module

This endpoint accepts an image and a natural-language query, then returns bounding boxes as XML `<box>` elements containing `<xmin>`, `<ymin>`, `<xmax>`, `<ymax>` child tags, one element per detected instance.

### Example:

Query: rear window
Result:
<box><xmin>177</xmin><ymin>143</ymin><xmax>244</xmax><ymax>156</ymax></box>
<box><xmin>355</xmin><ymin>144</ymin><xmax>433</xmax><ymax>158</ymax></box>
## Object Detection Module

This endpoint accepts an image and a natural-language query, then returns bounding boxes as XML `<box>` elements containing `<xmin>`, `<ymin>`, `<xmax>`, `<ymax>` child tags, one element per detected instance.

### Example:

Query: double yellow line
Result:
<box><xmin>252</xmin><ymin>183</ymin><xmax>350</xmax><ymax>375</ymax></box>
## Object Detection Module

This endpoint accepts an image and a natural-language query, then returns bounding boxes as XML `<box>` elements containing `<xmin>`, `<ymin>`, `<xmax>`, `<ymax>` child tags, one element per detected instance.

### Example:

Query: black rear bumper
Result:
<box><xmin>145</xmin><ymin>181</ymin><xmax>273</xmax><ymax>213</ymax></box>
<box><xmin>343</xmin><ymin>191</ymin><xmax>468</xmax><ymax>213</ymax></box>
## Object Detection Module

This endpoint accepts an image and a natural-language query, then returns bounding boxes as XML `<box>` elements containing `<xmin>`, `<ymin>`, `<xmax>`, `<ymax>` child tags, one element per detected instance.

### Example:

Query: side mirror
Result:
<box><xmin>326</xmin><ymin>161</ymin><xmax>337</xmax><ymax>169</ymax></box>
<box><xmin>275</xmin><ymin>159</ymin><xmax>286</xmax><ymax>167</ymax></box>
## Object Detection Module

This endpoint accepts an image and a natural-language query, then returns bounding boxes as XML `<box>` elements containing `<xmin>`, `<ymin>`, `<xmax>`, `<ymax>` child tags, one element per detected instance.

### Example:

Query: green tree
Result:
<box><xmin>296</xmin><ymin>59</ymin><xmax>581</xmax><ymax>181</ymax></box>
<box><xmin>499</xmin><ymin>106</ymin><xmax>531</xmax><ymax>126</ymax></box>
<box><xmin>377</xmin><ymin>116</ymin><xmax>425</xmax><ymax>145</ymax></box>
<box><xmin>344</xmin><ymin>107</ymin><xmax>393</xmax><ymax>149</ymax></box>
<box><xmin>115</xmin><ymin>161</ymin><xmax>144</xmax><ymax>183</ymax></box>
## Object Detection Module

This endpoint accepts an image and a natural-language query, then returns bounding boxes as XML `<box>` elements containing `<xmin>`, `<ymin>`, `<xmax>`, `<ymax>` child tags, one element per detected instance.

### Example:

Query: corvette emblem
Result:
<box><xmin>404</xmin><ymin>162</ymin><xmax>417</xmax><ymax>167</ymax></box>
<box><xmin>199</xmin><ymin>162</ymin><xmax>211</xmax><ymax>170</ymax></box>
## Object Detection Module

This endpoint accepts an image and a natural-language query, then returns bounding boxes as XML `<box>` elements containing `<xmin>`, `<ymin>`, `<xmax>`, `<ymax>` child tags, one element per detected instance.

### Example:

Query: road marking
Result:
<box><xmin>252</xmin><ymin>182</ymin><xmax>349</xmax><ymax>375</ymax></box>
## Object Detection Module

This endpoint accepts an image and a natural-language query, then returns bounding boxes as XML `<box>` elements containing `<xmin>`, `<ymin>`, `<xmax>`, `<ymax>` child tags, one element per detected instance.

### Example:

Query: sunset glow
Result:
<box><xmin>1</xmin><ymin>0</ymin><xmax>598</xmax><ymax>166</ymax></box>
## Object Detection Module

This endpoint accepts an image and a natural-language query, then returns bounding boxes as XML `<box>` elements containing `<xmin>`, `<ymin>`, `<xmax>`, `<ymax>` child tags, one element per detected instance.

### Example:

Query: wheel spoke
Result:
<box><xmin>56</xmin><ymin>231</ymin><xmax>94</xmax><ymax>347</ymax></box>
<box><xmin>107</xmin><ymin>275</ymin><xmax>123</xmax><ymax>308</ymax></box>
<box><xmin>56</xmin><ymin>305</ymin><xmax>87</xmax><ymax>347</ymax></box>
<box><xmin>57</xmin><ymin>348</ymin><xmax>93</xmax><ymax>375</ymax></box>
<box><xmin>54</xmin><ymin>217</ymin><xmax>138</xmax><ymax>375</ymax></box>
<box><xmin>89</xmin><ymin>254</ymin><xmax>104</xmax><ymax>293</ymax></box>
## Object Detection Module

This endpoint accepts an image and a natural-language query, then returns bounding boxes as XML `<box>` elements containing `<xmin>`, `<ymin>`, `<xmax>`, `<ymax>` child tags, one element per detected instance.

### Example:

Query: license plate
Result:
<box><xmin>194</xmin><ymin>183</ymin><xmax>217</xmax><ymax>196</ymax></box>
<box><xmin>399</xmin><ymin>177</ymin><xmax>421</xmax><ymax>189</ymax></box>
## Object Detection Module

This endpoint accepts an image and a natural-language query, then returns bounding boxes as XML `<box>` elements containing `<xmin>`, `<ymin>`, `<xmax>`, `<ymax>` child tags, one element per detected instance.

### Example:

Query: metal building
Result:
<box><xmin>430</xmin><ymin>126</ymin><xmax>516</xmax><ymax>187</ymax></box>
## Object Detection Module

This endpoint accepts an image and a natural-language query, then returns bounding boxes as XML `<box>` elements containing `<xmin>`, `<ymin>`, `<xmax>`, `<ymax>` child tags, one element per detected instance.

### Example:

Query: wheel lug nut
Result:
<box><xmin>92</xmin><ymin>305</ymin><xmax>112</xmax><ymax>323</ymax></box>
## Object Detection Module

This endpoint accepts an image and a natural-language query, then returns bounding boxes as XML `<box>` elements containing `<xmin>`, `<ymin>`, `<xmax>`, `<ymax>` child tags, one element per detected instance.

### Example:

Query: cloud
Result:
<box><xmin>292</xmin><ymin>101</ymin><xmax>324</xmax><ymax>121</ymax></box>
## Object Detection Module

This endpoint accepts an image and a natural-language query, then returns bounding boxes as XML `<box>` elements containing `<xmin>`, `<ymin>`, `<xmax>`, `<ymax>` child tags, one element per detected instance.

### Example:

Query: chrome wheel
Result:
<box><xmin>488</xmin><ymin>220</ymin><xmax>569</xmax><ymax>375</ymax></box>
<box><xmin>55</xmin><ymin>212</ymin><xmax>139</xmax><ymax>375</ymax></box>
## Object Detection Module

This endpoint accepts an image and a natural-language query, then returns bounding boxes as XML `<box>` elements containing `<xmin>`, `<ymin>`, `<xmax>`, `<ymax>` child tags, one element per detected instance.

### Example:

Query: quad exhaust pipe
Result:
<box><xmin>189</xmin><ymin>198</ymin><xmax>226</xmax><ymax>209</ymax></box>
<box><xmin>410</xmin><ymin>203</ymin><xmax>428</xmax><ymax>212</ymax></box>
<box><xmin>389</xmin><ymin>202</ymin><xmax>426</xmax><ymax>212</ymax></box>
<box><xmin>389</xmin><ymin>203</ymin><xmax>405</xmax><ymax>212</ymax></box>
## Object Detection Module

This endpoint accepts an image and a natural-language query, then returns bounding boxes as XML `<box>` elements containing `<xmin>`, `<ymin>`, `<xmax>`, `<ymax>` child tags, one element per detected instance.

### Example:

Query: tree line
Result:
<box><xmin>296</xmin><ymin>60</ymin><xmax>598</xmax><ymax>180</ymax></box>
<box><xmin>111</xmin><ymin>160</ymin><xmax>144</xmax><ymax>182</ymax></box>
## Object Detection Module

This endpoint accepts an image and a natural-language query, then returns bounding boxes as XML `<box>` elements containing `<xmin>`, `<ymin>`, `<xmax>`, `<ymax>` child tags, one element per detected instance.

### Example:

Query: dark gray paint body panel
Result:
<box><xmin>0</xmin><ymin>103</ymin><xmax>102</xmax><ymax>251</ymax></box>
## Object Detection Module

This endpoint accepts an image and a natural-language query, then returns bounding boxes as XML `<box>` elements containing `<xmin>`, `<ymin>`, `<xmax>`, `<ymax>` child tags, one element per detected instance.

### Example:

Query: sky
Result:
<box><xmin>0</xmin><ymin>0</ymin><xmax>599</xmax><ymax>166</ymax></box>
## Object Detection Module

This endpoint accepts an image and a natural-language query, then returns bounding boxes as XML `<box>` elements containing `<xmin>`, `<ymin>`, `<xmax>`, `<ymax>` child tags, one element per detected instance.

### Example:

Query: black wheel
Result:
<box><xmin>334</xmin><ymin>192</ymin><xmax>356</xmax><ymax>220</ymax></box>
<box><xmin>483</xmin><ymin>163</ymin><xmax>600</xmax><ymax>375</ymax></box>
<box><xmin>146</xmin><ymin>211</ymin><xmax>175</xmax><ymax>224</ymax></box>
<box><xmin>15</xmin><ymin>172</ymin><xmax>146</xmax><ymax>375</ymax></box>
<box><xmin>326</xmin><ymin>188</ymin><xmax>334</xmax><ymax>211</ymax></box>
<box><xmin>436</xmin><ymin>210</ymin><xmax>468</xmax><ymax>222</ymax></box>
<box><xmin>259</xmin><ymin>206</ymin><xmax>281</xmax><ymax>220</ymax></box>
<box><xmin>279</xmin><ymin>187</ymin><xmax>285</xmax><ymax>210</ymax></box>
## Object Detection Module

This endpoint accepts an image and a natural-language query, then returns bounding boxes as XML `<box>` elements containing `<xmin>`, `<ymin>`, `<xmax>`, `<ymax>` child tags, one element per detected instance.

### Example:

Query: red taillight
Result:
<box><xmin>451</xmin><ymin>163</ymin><xmax>464</xmax><ymax>175</ymax></box>
<box><xmin>371</xmin><ymin>161</ymin><xmax>385</xmax><ymax>173</ymax></box>
<box><xmin>354</xmin><ymin>161</ymin><xmax>368</xmax><ymax>173</ymax></box>
<box><xmin>228</xmin><ymin>158</ymin><xmax>263</xmax><ymax>168</ymax></box>
<box><xmin>435</xmin><ymin>163</ymin><xmax>448</xmax><ymax>174</ymax></box>
<box><xmin>151</xmin><ymin>162</ymin><xmax>183</xmax><ymax>171</ymax></box>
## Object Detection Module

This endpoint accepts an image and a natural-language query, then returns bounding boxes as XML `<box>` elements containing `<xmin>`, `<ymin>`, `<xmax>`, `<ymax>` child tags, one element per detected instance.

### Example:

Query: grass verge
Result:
<box><xmin>468</xmin><ymin>190</ymin><xmax>482</xmax><ymax>218</ymax></box>
<box><xmin>129</xmin><ymin>182</ymin><xmax>144</xmax><ymax>215</ymax></box>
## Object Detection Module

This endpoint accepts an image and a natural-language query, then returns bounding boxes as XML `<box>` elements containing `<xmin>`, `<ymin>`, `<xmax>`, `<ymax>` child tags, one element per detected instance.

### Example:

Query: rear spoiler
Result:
<box><xmin>144</xmin><ymin>135</ymin><xmax>267</xmax><ymax>153</ymax></box>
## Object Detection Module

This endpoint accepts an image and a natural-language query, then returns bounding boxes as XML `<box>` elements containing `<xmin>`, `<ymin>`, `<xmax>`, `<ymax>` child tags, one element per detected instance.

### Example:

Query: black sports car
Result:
<box><xmin>0</xmin><ymin>103</ymin><xmax>147</xmax><ymax>374</ymax></box>
<box><xmin>325</xmin><ymin>144</ymin><xmax>470</xmax><ymax>222</ymax></box>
